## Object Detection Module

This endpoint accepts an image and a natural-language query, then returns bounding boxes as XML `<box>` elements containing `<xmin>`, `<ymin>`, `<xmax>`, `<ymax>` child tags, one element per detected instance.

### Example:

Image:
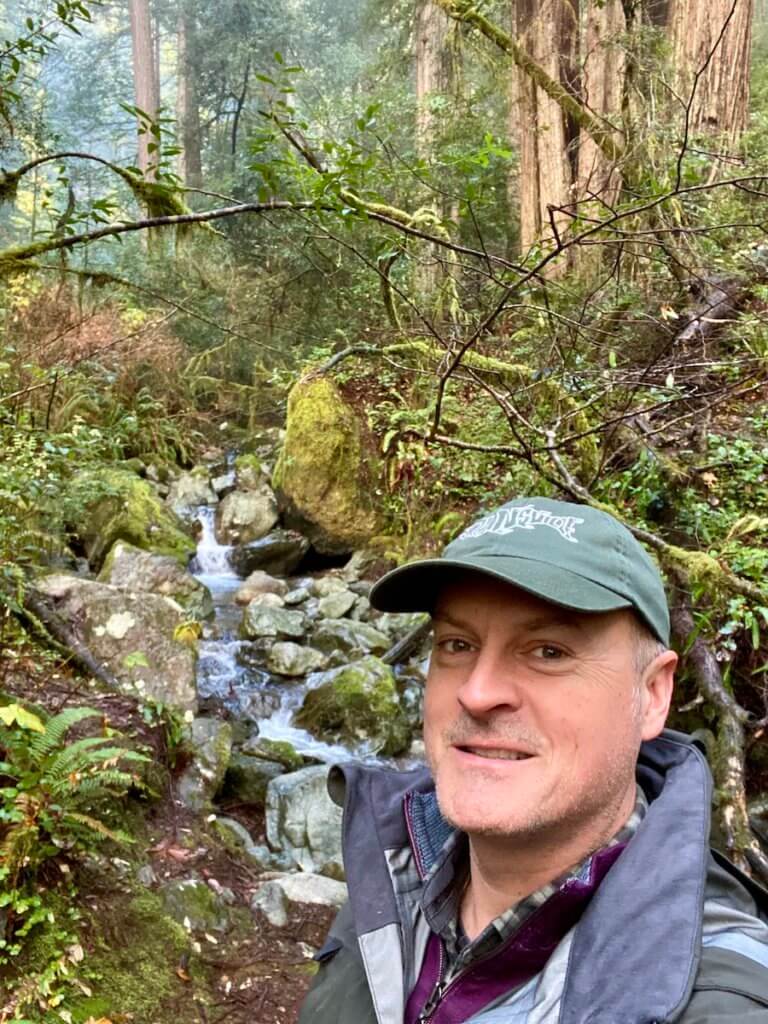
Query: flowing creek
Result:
<box><xmin>191</xmin><ymin>505</ymin><xmax>376</xmax><ymax>764</ymax></box>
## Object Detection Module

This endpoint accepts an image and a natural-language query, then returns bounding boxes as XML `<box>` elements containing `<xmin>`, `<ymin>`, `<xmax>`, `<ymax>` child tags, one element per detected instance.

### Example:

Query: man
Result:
<box><xmin>299</xmin><ymin>497</ymin><xmax>768</xmax><ymax>1023</ymax></box>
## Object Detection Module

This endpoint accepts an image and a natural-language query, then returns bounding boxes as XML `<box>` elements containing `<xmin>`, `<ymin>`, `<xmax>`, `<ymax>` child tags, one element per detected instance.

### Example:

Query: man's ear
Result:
<box><xmin>640</xmin><ymin>650</ymin><xmax>677</xmax><ymax>741</ymax></box>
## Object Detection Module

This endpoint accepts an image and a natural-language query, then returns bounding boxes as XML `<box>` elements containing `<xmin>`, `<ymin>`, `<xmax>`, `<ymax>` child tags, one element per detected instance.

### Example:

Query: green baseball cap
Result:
<box><xmin>370</xmin><ymin>497</ymin><xmax>670</xmax><ymax>644</ymax></box>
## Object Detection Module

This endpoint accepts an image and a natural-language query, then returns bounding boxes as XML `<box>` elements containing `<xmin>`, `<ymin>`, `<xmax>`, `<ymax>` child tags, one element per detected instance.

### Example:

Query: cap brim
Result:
<box><xmin>370</xmin><ymin>555</ymin><xmax>633</xmax><ymax>616</ymax></box>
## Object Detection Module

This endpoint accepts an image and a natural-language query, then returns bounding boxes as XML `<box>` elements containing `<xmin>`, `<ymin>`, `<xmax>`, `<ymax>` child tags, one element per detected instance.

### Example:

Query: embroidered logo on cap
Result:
<box><xmin>460</xmin><ymin>504</ymin><xmax>585</xmax><ymax>544</ymax></box>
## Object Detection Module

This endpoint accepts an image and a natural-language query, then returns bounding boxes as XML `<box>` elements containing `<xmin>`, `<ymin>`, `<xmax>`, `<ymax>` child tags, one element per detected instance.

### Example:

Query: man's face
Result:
<box><xmin>424</xmin><ymin>574</ymin><xmax>675</xmax><ymax>845</ymax></box>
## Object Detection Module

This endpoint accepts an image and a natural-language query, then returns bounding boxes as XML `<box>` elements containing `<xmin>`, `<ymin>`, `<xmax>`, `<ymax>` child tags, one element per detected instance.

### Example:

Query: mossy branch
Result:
<box><xmin>0</xmin><ymin>151</ymin><xmax>192</xmax><ymax>224</ymax></box>
<box><xmin>432</xmin><ymin>0</ymin><xmax>624</xmax><ymax>166</ymax></box>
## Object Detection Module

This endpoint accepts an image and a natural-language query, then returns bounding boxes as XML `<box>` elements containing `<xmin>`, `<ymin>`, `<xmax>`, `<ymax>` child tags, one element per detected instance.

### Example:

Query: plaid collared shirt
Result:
<box><xmin>434</xmin><ymin>786</ymin><xmax>649</xmax><ymax>983</ymax></box>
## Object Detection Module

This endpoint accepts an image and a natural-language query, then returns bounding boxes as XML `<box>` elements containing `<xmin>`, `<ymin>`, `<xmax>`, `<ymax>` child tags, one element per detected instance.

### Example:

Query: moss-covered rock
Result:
<box><xmin>159</xmin><ymin>878</ymin><xmax>231</xmax><ymax>933</ymax></box>
<box><xmin>67</xmin><ymin>468</ymin><xmax>196</xmax><ymax>569</ymax></box>
<box><xmin>294</xmin><ymin>656</ymin><xmax>411</xmax><ymax>756</ymax></box>
<box><xmin>272</xmin><ymin>375</ymin><xmax>380</xmax><ymax>554</ymax></box>
<box><xmin>242</xmin><ymin>737</ymin><xmax>305</xmax><ymax>771</ymax></box>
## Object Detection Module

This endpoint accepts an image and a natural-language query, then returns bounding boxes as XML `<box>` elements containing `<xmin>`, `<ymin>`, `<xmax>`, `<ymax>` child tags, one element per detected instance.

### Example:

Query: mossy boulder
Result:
<box><xmin>294</xmin><ymin>656</ymin><xmax>411</xmax><ymax>756</ymax></box>
<box><xmin>68</xmin><ymin>468</ymin><xmax>196</xmax><ymax>570</ymax></box>
<box><xmin>272</xmin><ymin>376</ymin><xmax>380</xmax><ymax>554</ymax></box>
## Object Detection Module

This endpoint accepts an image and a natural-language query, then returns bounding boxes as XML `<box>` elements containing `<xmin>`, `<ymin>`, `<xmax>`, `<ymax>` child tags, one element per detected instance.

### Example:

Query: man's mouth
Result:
<box><xmin>457</xmin><ymin>746</ymin><xmax>534</xmax><ymax>761</ymax></box>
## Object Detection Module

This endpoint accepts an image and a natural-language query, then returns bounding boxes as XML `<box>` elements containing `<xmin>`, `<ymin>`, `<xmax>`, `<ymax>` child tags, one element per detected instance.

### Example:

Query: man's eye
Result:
<box><xmin>437</xmin><ymin>638</ymin><xmax>473</xmax><ymax>655</ymax></box>
<box><xmin>531</xmin><ymin>644</ymin><xmax>567</xmax><ymax>660</ymax></box>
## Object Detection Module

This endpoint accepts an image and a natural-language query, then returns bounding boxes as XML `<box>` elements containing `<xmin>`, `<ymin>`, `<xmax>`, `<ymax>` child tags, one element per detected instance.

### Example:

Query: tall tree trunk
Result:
<box><xmin>176</xmin><ymin>1</ymin><xmax>203</xmax><ymax>187</ymax></box>
<box><xmin>415</xmin><ymin>0</ymin><xmax>457</xmax><ymax>302</ymax></box>
<box><xmin>577</xmin><ymin>0</ymin><xmax>625</xmax><ymax>209</ymax></box>
<box><xmin>512</xmin><ymin>0</ymin><xmax>578</xmax><ymax>262</ymax></box>
<box><xmin>668</xmin><ymin>0</ymin><xmax>753</xmax><ymax>144</ymax></box>
<box><xmin>128</xmin><ymin>0</ymin><xmax>160</xmax><ymax>179</ymax></box>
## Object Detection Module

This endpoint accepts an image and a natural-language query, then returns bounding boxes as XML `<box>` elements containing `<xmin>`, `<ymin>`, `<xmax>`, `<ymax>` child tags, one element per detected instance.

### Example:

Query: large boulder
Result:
<box><xmin>176</xmin><ymin>717</ymin><xmax>233</xmax><ymax>811</ymax></box>
<box><xmin>272</xmin><ymin>376</ymin><xmax>379</xmax><ymax>554</ymax></box>
<box><xmin>265</xmin><ymin>766</ymin><xmax>344</xmax><ymax>878</ymax></box>
<box><xmin>230</xmin><ymin>529</ymin><xmax>310</xmax><ymax>577</ymax></box>
<box><xmin>67</xmin><ymin>469</ymin><xmax>196</xmax><ymax>570</ymax></box>
<box><xmin>32</xmin><ymin>574</ymin><xmax>197</xmax><ymax>712</ymax></box>
<box><xmin>99</xmin><ymin>540</ymin><xmax>213</xmax><ymax>621</ymax></box>
<box><xmin>294</xmin><ymin>656</ymin><xmax>410</xmax><ymax>756</ymax></box>
<box><xmin>214</xmin><ymin>486</ymin><xmax>279</xmax><ymax>545</ymax></box>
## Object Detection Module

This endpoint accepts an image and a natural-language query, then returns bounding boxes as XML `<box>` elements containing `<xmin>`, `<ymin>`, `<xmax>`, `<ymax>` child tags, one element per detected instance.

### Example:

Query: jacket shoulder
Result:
<box><xmin>678</xmin><ymin>946</ymin><xmax>768</xmax><ymax>1022</ymax></box>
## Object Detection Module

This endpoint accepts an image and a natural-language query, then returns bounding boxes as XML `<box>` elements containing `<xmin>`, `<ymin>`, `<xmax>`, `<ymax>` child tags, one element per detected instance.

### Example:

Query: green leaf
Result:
<box><xmin>0</xmin><ymin>704</ymin><xmax>45</xmax><ymax>733</ymax></box>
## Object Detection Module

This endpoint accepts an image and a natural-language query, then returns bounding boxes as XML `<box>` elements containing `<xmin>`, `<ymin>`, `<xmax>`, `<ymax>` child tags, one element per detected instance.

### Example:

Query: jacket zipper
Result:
<box><xmin>415</xmin><ymin>927</ymin><xmax>534</xmax><ymax>1024</ymax></box>
<box><xmin>415</xmin><ymin>940</ymin><xmax>445</xmax><ymax>1024</ymax></box>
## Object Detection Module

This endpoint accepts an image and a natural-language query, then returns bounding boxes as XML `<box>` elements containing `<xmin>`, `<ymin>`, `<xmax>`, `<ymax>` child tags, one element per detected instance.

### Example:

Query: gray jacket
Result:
<box><xmin>299</xmin><ymin>731</ymin><xmax>768</xmax><ymax>1023</ymax></box>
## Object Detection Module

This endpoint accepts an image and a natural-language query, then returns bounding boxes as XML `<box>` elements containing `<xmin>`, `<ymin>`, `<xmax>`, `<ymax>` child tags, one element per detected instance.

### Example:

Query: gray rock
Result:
<box><xmin>210</xmin><ymin>816</ymin><xmax>291</xmax><ymax>871</ymax></box>
<box><xmin>230</xmin><ymin>530</ymin><xmax>310</xmax><ymax>577</ymax></box>
<box><xmin>284</xmin><ymin>586</ymin><xmax>311</xmax><ymax>606</ymax></box>
<box><xmin>136</xmin><ymin>864</ymin><xmax>157</xmax><ymax>887</ymax></box>
<box><xmin>244</xmin><ymin>591</ymin><xmax>285</xmax><ymax>609</ymax></box>
<box><xmin>215</xmin><ymin>486</ymin><xmax>279</xmax><ymax>545</ymax></box>
<box><xmin>176</xmin><ymin>717</ymin><xmax>233</xmax><ymax>811</ymax></box>
<box><xmin>312</xmin><ymin>618</ymin><xmax>390</xmax><ymax>658</ymax></box>
<box><xmin>99</xmin><ymin>540</ymin><xmax>214</xmax><ymax>621</ymax></box>
<box><xmin>341</xmin><ymin>549</ymin><xmax>379</xmax><ymax>583</ymax></box>
<box><xmin>374</xmin><ymin>611</ymin><xmax>430</xmax><ymax>637</ymax></box>
<box><xmin>32</xmin><ymin>575</ymin><xmax>197</xmax><ymax>712</ymax></box>
<box><xmin>234</xmin><ymin>570</ymin><xmax>289</xmax><ymax>606</ymax></box>
<box><xmin>251</xmin><ymin>874</ymin><xmax>348</xmax><ymax>927</ymax></box>
<box><xmin>211</xmin><ymin>471</ymin><xmax>236</xmax><ymax>498</ymax></box>
<box><xmin>311</xmin><ymin>576</ymin><xmax>347</xmax><ymax>598</ymax></box>
<box><xmin>224</xmin><ymin>751</ymin><xmax>285</xmax><ymax>804</ymax></box>
<box><xmin>317</xmin><ymin>589</ymin><xmax>356</xmax><ymax>619</ymax></box>
<box><xmin>349</xmin><ymin>595</ymin><xmax>371</xmax><ymax>621</ymax></box>
<box><xmin>159</xmin><ymin>878</ymin><xmax>230</xmax><ymax>933</ymax></box>
<box><xmin>265</xmin><ymin>766</ymin><xmax>344</xmax><ymax>879</ymax></box>
<box><xmin>240</xmin><ymin>604</ymin><xmax>306</xmax><ymax>640</ymax></box>
<box><xmin>267</xmin><ymin>641</ymin><xmax>328</xmax><ymax>677</ymax></box>
<box><xmin>166</xmin><ymin>470</ymin><xmax>216</xmax><ymax>519</ymax></box>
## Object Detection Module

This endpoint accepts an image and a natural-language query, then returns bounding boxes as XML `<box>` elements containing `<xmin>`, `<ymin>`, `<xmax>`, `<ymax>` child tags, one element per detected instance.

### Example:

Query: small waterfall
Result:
<box><xmin>193</xmin><ymin>506</ymin><xmax>235</xmax><ymax>577</ymax></box>
<box><xmin>190</xmin><ymin>501</ymin><xmax>388</xmax><ymax>765</ymax></box>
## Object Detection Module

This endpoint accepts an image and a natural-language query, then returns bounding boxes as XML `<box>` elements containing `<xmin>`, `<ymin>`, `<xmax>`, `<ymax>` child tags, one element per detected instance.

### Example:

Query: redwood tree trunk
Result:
<box><xmin>577</xmin><ymin>0</ymin><xmax>625</xmax><ymax>209</ymax></box>
<box><xmin>128</xmin><ymin>0</ymin><xmax>160</xmax><ymax>179</ymax></box>
<box><xmin>415</xmin><ymin>0</ymin><xmax>456</xmax><ymax>298</ymax></box>
<box><xmin>667</xmin><ymin>0</ymin><xmax>753</xmax><ymax>143</ymax></box>
<box><xmin>176</xmin><ymin>1</ymin><xmax>203</xmax><ymax>187</ymax></box>
<box><xmin>512</xmin><ymin>0</ymin><xmax>578</xmax><ymax>259</ymax></box>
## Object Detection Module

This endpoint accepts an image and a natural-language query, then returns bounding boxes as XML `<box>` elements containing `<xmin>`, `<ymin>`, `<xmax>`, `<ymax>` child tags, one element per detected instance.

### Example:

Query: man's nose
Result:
<box><xmin>457</xmin><ymin>649</ymin><xmax>524</xmax><ymax>717</ymax></box>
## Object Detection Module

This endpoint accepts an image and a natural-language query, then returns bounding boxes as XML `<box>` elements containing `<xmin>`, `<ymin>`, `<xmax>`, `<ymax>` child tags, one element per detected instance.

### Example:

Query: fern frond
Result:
<box><xmin>62</xmin><ymin>811</ymin><xmax>133</xmax><ymax>844</ymax></box>
<box><xmin>26</xmin><ymin>707</ymin><xmax>101</xmax><ymax>761</ymax></box>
